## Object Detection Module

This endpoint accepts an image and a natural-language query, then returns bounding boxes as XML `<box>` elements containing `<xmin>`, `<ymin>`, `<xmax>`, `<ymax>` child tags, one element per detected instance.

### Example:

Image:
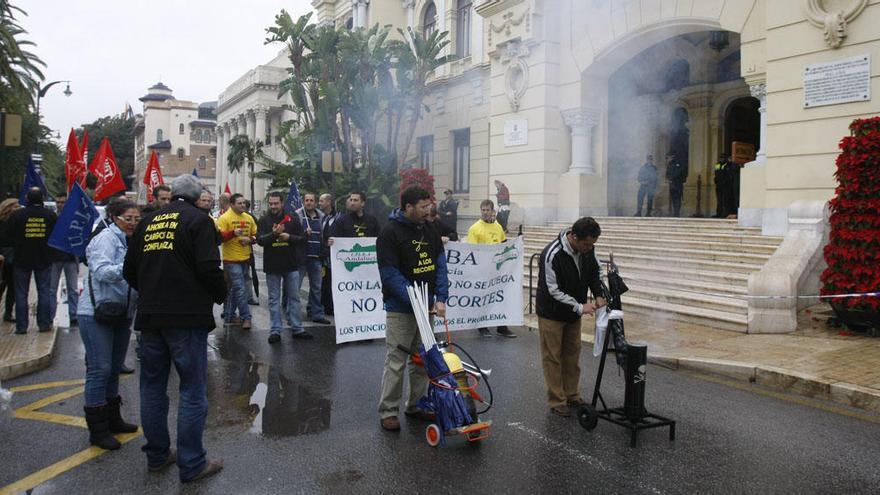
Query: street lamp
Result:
<box><xmin>34</xmin><ymin>80</ymin><xmax>72</xmax><ymax>152</ymax></box>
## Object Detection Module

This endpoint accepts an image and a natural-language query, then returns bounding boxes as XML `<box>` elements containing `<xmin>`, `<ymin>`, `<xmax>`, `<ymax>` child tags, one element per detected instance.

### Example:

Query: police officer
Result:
<box><xmin>665</xmin><ymin>152</ymin><xmax>687</xmax><ymax>217</ymax></box>
<box><xmin>713</xmin><ymin>153</ymin><xmax>731</xmax><ymax>218</ymax></box>
<box><xmin>123</xmin><ymin>174</ymin><xmax>226</xmax><ymax>483</ymax></box>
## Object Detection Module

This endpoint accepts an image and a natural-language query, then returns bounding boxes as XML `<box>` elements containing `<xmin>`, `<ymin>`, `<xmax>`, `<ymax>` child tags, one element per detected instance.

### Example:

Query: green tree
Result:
<box><xmin>226</xmin><ymin>134</ymin><xmax>263</xmax><ymax>205</ymax></box>
<box><xmin>0</xmin><ymin>0</ymin><xmax>45</xmax><ymax>106</ymax></box>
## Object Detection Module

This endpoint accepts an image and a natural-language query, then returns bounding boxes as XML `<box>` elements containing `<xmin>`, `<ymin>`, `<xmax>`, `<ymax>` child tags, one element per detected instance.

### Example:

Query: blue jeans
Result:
<box><xmin>224</xmin><ymin>262</ymin><xmax>251</xmax><ymax>323</ymax></box>
<box><xmin>298</xmin><ymin>259</ymin><xmax>324</xmax><ymax>320</ymax></box>
<box><xmin>14</xmin><ymin>266</ymin><xmax>52</xmax><ymax>332</ymax></box>
<box><xmin>50</xmin><ymin>261</ymin><xmax>79</xmax><ymax>321</ymax></box>
<box><xmin>139</xmin><ymin>328</ymin><xmax>210</xmax><ymax>481</ymax></box>
<box><xmin>79</xmin><ymin>315</ymin><xmax>131</xmax><ymax>407</ymax></box>
<box><xmin>266</xmin><ymin>271</ymin><xmax>303</xmax><ymax>334</ymax></box>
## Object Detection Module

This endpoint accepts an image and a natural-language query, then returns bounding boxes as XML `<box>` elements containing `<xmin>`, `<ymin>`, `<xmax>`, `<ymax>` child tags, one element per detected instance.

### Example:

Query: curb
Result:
<box><xmin>0</xmin><ymin>328</ymin><xmax>58</xmax><ymax>381</ymax></box>
<box><xmin>647</xmin><ymin>354</ymin><xmax>880</xmax><ymax>414</ymax></box>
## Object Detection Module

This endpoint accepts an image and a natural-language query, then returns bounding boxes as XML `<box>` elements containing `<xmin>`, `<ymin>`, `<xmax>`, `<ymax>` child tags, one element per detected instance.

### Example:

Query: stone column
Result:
<box><xmin>215</xmin><ymin>125</ymin><xmax>225</xmax><ymax>191</ymax></box>
<box><xmin>237</xmin><ymin>114</ymin><xmax>249</xmax><ymax>195</ymax></box>
<box><xmin>403</xmin><ymin>0</ymin><xmax>415</xmax><ymax>28</ymax></box>
<box><xmin>561</xmin><ymin>108</ymin><xmax>600</xmax><ymax>175</ymax></box>
<box><xmin>750</xmin><ymin>82</ymin><xmax>767</xmax><ymax>164</ymax></box>
<box><xmin>353</xmin><ymin>0</ymin><xmax>368</xmax><ymax>28</ymax></box>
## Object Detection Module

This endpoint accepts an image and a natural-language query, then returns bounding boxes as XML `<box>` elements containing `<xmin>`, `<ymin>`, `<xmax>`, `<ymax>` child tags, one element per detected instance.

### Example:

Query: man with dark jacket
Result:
<box><xmin>437</xmin><ymin>189</ymin><xmax>459</xmax><ymax>235</ymax></box>
<box><xmin>713</xmin><ymin>153</ymin><xmax>731</xmax><ymax>218</ymax></box>
<box><xmin>319</xmin><ymin>193</ymin><xmax>337</xmax><ymax>316</ymax></box>
<box><xmin>48</xmin><ymin>192</ymin><xmax>80</xmax><ymax>326</ymax></box>
<box><xmin>295</xmin><ymin>192</ymin><xmax>329</xmax><ymax>324</ymax></box>
<box><xmin>377</xmin><ymin>186</ymin><xmax>449</xmax><ymax>432</ymax></box>
<box><xmin>140</xmin><ymin>184</ymin><xmax>172</xmax><ymax>215</ymax></box>
<box><xmin>635</xmin><ymin>154</ymin><xmax>658</xmax><ymax>217</ymax></box>
<box><xmin>8</xmin><ymin>187</ymin><xmax>57</xmax><ymax>334</ymax></box>
<box><xmin>330</xmin><ymin>191</ymin><xmax>380</xmax><ymax>239</ymax></box>
<box><xmin>123</xmin><ymin>175</ymin><xmax>226</xmax><ymax>483</ymax></box>
<box><xmin>536</xmin><ymin>217</ymin><xmax>606</xmax><ymax>417</ymax></box>
<box><xmin>665</xmin><ymin>152</ymin><xmax>687</xmax><ymax>217</ymax></box>
<box><xmin>257</xmin><ymin>191</ymin><xmax>311</xmax><ymax>343</ymax></box>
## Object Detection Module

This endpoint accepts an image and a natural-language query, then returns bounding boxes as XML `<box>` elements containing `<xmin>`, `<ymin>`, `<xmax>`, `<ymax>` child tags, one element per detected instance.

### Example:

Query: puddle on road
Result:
<box><xmin>206</xmin><ymin>330</ymin><xmax>332</xmax><ymax>437</ymax></box>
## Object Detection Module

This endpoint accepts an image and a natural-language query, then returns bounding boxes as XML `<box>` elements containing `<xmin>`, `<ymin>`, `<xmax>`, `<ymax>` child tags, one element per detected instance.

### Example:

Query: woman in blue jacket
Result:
<box><xmin>79</xmin><ymin>199</ymin><xmax>140</xmax><ymax>450</ymax></box>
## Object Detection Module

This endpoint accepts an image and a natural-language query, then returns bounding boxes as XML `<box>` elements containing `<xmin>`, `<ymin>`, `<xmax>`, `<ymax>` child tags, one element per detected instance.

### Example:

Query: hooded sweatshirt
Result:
<box><xmin>377</xmin><ymin>209</ymin><xmax>449</xmax><ymax>313</ymax></box>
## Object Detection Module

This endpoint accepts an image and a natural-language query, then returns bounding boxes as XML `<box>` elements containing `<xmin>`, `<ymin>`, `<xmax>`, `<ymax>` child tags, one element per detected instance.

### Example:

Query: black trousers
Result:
<box><xmin>669</xmin><ymin>182</ymin><xmax>684</xmax><ymax>217</ymax></box>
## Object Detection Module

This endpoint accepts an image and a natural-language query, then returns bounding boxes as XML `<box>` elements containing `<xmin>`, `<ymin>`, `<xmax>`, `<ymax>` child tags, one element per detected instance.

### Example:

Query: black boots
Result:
<box><xmin>84</xmin><ymin>405</ymin><xmax>121</xmax><ymax>450</ymax></box>
<box><xmin>106</xmin><ymin>396</ymin><xmax>139</xmax><ymax>433</ymax></box>
<box><xmin>84</xmin><ymin>397</ymin><xmax>138</xmax><ymax>450</ymax></box>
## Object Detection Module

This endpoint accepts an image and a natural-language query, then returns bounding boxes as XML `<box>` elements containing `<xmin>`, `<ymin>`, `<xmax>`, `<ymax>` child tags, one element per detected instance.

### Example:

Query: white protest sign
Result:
<box><xmin>435</xmin><ymin>237</ymin><xmax>524</xmax><ymax>331</ymax></box>
<box><xmin>330</xmin><ymin>236</ymin><xmax>525</xmax><ymax>343</ymax></box>
<box><xmin>330</xmin><ymin>237</ymin><xmax>386</xmax><ymax>343</ymax></box>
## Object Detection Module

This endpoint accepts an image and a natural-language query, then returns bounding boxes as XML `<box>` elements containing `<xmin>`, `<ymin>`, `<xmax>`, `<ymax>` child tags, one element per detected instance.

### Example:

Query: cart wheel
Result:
<box><xmin>425</xmin><ymin>424</ymin><xmax>441</xmax><ymax>447</ymax></box>
<box><xmin>578</xmin><ymin>404</ymin><xmax>598</xmax><ymax>431</ymax></box>
<box><xmin>867</xmin><ymin>327</ymin><xmax>879</xmax><ymax>338</ymax></box>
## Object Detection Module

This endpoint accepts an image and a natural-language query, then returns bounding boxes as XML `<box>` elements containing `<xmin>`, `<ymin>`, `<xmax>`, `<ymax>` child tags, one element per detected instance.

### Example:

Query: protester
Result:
<box><xmin>295</xmin><ymin>192</ymin><xmax>329</xmax><ymax>324</ymax></box>
<box><xmin>48</xmin><ymin>192</ymin><xmax>80</xmax><ymax>326</ymax></box>
<box><xmin>0</xmin><ymin>198</ymin><xmax>20</xmax><ymax>322</ymax></box>
<box><xmin>196</xmin><ymin>189</ymin><xmax>214</xmax><ymax>214</ymax></box>
<box><xmin>79</xmin><ymin>199</ymin><xmax>140</xmax><ymax>450</ymax></box>
<box><xmin>536</xmin><ymin>217</ymin><xmax>606</xmax><ymax>417</ymax></box>
<box><xmin>377</xmin><ymin>186</ymin><xmax>449</xmax><ymax>431</ymax></box>
<box><xmin>141</xmin><ymin>184</ymin><xmax>172</xmax><ymax>215</ymax></box>
<box><xmin>330</xmin><ymin>192</ymin><xmax>380</xmax><ymax>239</ymax></box>
<box><xmin>426</xmin><ymin>204</ymin><xmax>457</xmax><ymax>243</ymax></box>
<box><xmin>494</xmin><ymin>179</ymin><xmax>511</xmax><ymax>232</ymax></box>
<box><xmin>217</xmin><ymin>193</ymin><xmax>257</xmax><ymax>329</ymax></box>
<box><xmin>8</xmin><ymin>188</ymin><xmax>57</xmax><ymax>334</ymax></box>
<box><xmin>318</xmin><ymin>193</ymin><xmax>337</xmax><ymax>316</ymax></box>
<box><xmin>217</xmin><ymin>192</ymin><xmax>231</xmax><ymax>217</ymax></box>
<box><xmin>635</xmin><ymin>154</ymin><xmax>658</xmax><ymax>217</ymax></box>
<box><xmin>437</xmin><ymin>189</ymin><xmax>459</xmax><ymax>235</ymax></box>
<box><xmin>467</xmin><ymin>199</ymin><xmax>515</xmax><ymax>338</ymax></box>
<box><xmin>123</xmin><ymin>174</ymin><xmax>226</xmax><ymax>482</ymax></box>
<box><xmin>257</xmin><ymin>192</ymin><xmax>312</xmax><ymax>343</ymax></box>
<box><xmin>665</xmin><ymin>152</ymin><xmax>687</xmax><ymax>217</ymax></box>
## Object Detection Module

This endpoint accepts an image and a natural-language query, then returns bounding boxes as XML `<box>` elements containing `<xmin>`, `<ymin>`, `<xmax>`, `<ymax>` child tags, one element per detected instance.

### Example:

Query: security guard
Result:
<box><xmin>713</xmin><ymin>153</ymin><xmax>731</xmax><ymax>218</ymax></box>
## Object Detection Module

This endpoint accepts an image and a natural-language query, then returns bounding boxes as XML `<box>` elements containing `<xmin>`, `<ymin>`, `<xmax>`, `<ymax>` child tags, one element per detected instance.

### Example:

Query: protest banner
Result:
<box><xmin>330</xmin><ymin>236</ymin><xmax>524</xmax><ymax>343</ymax></box>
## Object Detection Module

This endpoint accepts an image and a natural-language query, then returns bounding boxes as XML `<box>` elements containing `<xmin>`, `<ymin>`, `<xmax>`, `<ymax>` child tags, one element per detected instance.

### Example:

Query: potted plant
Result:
<box><xmin>820</xmin><ymin>117</ymin><xmax>880</xmax><ymax>335</ymax></box>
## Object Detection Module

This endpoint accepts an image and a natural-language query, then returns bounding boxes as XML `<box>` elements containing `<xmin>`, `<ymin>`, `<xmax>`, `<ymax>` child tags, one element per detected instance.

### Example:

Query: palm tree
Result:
<box><xmin>0</xmin><ymin>0</ymin><xmax>45</xmax><ymax>103</ymax></box>
<box><xmin>226</xmin><ymin>135</ymin><xmax>264</xmax><ymax>205</ymax></box>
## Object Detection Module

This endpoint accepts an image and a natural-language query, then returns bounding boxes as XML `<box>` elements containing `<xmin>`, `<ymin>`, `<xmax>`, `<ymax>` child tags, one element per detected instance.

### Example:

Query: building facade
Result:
<box><xmin>133</xmin><ymin>82</ymin><xmax>218</xmax><ymax>200</ymax></box>
<box><xmin>216</xmin><ymin>0</ymin><xmax>879</xmax><ymax>233</ymax></box>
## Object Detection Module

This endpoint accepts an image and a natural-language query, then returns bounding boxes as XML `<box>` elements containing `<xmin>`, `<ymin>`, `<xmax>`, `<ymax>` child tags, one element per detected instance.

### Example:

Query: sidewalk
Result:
<box><xmin>524</xmin><ymin>303</ymin><xmax>880</xmax><ymax>414</ymax></box>
<box><xmin>0</xmin><ymin>281</ymin><xmax>59</xmax><ymax>380</ymax></box>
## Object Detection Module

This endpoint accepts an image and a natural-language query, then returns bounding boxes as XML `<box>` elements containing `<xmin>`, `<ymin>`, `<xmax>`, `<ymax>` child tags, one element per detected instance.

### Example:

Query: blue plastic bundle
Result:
<box><xmin>417</xmin><ymin>344</ymin><xmax>472</xmax><ymax>444</ymax></box>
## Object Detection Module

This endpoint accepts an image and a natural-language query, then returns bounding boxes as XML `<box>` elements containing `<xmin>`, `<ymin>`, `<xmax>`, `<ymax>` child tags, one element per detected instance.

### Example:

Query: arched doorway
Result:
<box><xmin>603</xmin><ymin>30</ymin><xmax>750</xmax><ymax>217</ymax></box>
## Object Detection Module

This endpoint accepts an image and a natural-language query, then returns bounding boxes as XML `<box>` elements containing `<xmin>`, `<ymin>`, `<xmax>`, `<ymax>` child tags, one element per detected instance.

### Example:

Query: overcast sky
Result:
<box><xmin>18</xmin><ymin>0</ymin><xmax>313</xmax><ymax>143</ymax></box>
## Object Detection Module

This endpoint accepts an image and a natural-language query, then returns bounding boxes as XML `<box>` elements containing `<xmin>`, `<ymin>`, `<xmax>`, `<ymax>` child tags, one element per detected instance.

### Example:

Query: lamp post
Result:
<box><xmin>34</xmin><ymin>80</ymin><xmax>72</xmax><ymax>153</ymax></box>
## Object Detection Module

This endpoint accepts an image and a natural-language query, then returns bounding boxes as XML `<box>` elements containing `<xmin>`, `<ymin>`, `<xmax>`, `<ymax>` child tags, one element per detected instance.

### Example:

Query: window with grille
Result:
<box><xmin>423</xmin><ymin>2</ymin><xmax>437</xmax><ymax>38</ymax></box>
<box><xmin>418</xmin><ymin>135</ymin><xmax>434</xmax><ymax>173</ymax></box>
<box><xmin>456</xmin><ymin>0</ymin><xmax>472</xmax><ymax>58</ymax></box>
<box><xmin>453</xmin><ymin>129</ymin><xmax>470</xmax><ymax>193</ymax></box>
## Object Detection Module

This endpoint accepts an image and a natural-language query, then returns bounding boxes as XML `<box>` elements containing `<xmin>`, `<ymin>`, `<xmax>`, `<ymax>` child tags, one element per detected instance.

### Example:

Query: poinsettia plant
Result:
<box><xmin>399</xmin><ymin>167</ymin><xmax>435</xmax><ymax>201</ymax></box>
<box><xmin>820</xmin><ymin>116</ymin><xmax>880</xmax><ymax>313</ymax></box>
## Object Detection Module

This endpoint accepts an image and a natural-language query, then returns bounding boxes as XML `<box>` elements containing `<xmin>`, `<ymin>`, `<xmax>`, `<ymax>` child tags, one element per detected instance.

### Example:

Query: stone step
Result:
<box><xmin>522</xmin><ymin>256</ymin><xmax>752</xmax><ymax>285</ymax></box>
<box><xmin>522</xmin><ymin>269</ymin><xmax>748</xmax><ymax>296</ymax></box>
<box><xmin>526</xmin><ymin>226</ymin><xmax>782</xmax><ymax>245</ymax></box>
<box><xmin>620</xmin><ymin>296</ymin><xmax>748</xmax><ymax>332</ymax></box>
<box><xmin>549</xmin><ymin>217</ymin><xmax>759</xmax><ymax>230</ymax></box>
<box><xmin>522</xmin><ymin>240</ymin><xmax>770</xmax><ymax>265</ymax></box>
<box><xmin>523</xmin><ymin>249</ymin><xmax>763</xmax><ymax>274</ymax></box>
<box><xmin>521</xmin><ymin>232</ymin><xmax>779</xmax><ymax>255</ymax></box>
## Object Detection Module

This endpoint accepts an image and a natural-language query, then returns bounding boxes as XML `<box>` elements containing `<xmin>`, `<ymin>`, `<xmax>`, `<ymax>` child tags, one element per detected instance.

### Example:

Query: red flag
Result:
<box><xmin>64</xmin><ymin>129</ymin><xmax>87</xmax><ymax>192</ymax></box>
<box><xmin>88</xmin><ymin>137</ymin><xmax>126</xmax><ymax>202</ymax></box>
<box><xmin>224</xmin><ymin>182</ymin><xmax>231</xmax><ymax>194</ymax></box>
<box><xmin>79</xmin><ymin>129</ymin><xmax>89</xmax><ymax>163</ymax></box>
<box><xmin>143</xmin><ymin>151</ymin><xmax>164</xmax><ymax>203</ymax></box>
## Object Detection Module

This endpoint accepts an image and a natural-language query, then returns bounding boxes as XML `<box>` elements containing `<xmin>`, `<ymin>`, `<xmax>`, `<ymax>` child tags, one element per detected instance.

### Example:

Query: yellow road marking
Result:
<box><xmin>9</xmin><ymin>379</ymin><xmax>85</xmax><ymax>393</ymax></box>
<box><xmin>0</xmin><ymin>432</ymin><xmax>141</xmax><ymax>495</ymax></box>
<box><xmin>1</xmin><ymin>378</ymin><xmax>143</xmax><ymax>494</ymax></box>
<box><xmin>686</xmin><ymin>371</ymin><xmax>880</xmax><ymax>425</ymax></box>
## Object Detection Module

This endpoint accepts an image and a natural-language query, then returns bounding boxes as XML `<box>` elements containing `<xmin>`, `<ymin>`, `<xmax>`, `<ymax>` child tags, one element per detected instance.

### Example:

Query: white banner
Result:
<box><xmin>330</xmin><ymin>237</ymin><xmax>387</xmax><ymax>343</ymax></box>
<box><xmin>330</xmin><ymin>237</ymin><xmax>524</xmax><ymax>343</ymax></box>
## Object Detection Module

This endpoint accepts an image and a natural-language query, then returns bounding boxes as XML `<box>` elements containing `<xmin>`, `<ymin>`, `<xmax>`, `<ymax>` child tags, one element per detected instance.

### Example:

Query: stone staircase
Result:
<box><xmin>521</xmin><ymin>217</ymin><xmax>784</xmax><ymax>332</ymax></box>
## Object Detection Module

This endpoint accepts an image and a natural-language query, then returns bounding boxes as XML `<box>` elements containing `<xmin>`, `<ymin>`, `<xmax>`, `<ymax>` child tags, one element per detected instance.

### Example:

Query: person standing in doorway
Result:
<box><xmin>635</xmin><ymin>155</ymin><xmax>658</xmax><ymax>217</ymax></box>
<box><xmin>665</xmin><ymin>152</ymin><xmax>687</xmax><ymax>217</ymax></box>
<box><xmin>467</xmin><ymin>199</ymin><xmax>515</xmax><ymax>338</ymax></box>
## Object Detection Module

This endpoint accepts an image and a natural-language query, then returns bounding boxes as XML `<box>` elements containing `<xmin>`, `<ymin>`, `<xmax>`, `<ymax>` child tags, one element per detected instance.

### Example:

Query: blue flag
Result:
<box><xmin>48</xmin><ymin>183</ymin><xmax>100</xmax><ymax>257</ymax></box>
<box><xmin>19</xmin><ymin>156</ymin><xmax>48</xmax><ymax>204</ymax></box>
<box><xmin>192</xmin><ymin>168</ymin><xmax>199</xmax><ymax>177</ymax></box>
<box><xmin>285</xmin><ymin>179</ymin><xmax>302</xmax><ymax>214</ymax></box>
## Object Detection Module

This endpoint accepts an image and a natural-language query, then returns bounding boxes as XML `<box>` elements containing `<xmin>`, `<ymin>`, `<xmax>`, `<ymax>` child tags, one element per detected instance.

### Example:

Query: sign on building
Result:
<box><xmin>804</xmin><ymin>54</ymin><xmax>871</xmax><ymax>108</ymax></box>
<box><xmin>504</xmin><ymin>119</ymin><xmax>528</xmax><ymax>147</ymax></box>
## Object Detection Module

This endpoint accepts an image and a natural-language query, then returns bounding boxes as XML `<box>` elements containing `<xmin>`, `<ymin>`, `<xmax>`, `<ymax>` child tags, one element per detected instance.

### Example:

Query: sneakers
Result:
<box><xmin>496</xmin><ymin>326</ymin><xmax>517</xmax><ymax>338</ymax></box>
<box><xmin>404</xmin><ymin>409</ymin><xmax>436</xmax><ymax>421</ymax></box>
<box><xmin>241</xmin><ymin>320</ymin><xmax>252</xmax><ymax>330</ymax></box>
<box><xmin>550</xmin><ymin>405</ymin><xmax>571</xmax><ymax>417</ymax></box>
<box><xmin>38</xmin><ymin>325</ymin><xmax>53</xmax><ymax>333</ymax></box>
<box><xmin>478</xmin><ymin>328</ymin><xmax>492</xmax><ymax>338</ymax></box>
<box><xmin>182</xmin><ymin>459</ymin><xmax>223</xmax><ymax>483</ymax></box>
<box><xmin>291</xmin><ymin>330</ymin><xmax>314</xmax><ymax>340</ymax></box>
<box><xmin>268</xmin><ymin>333</ymin><xmax>281</xmax><ymax>344</ymax></box>
<box><xmin>311</xmin><ymin>317</ymin><xmax>331</xmax><ymax>325</ymax></box>
<box><xmin>380</xmin><ymin>416</ymin><xmax>401</xmax><ymax>431</ymax></box>
<box><xmin>13</xmin><ymin>328</ymin><xmax>26</xmax><ymax>335</ymax></box>
<box><xmin>148</xmin><ymin>449</ymin><xmax>177</xmax><ymax>473</ymax></box>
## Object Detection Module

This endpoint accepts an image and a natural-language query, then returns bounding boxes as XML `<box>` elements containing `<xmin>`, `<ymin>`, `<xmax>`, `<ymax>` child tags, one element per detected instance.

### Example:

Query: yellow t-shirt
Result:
<box><xmin>217</xmin><ymin>209</ymin><xmax>257</xmax><ymax>262</ymax></box>
<box><xmin>467</xmin><ymin>219</ymin><xmax>506</xmax><ymax>245</ymax></box>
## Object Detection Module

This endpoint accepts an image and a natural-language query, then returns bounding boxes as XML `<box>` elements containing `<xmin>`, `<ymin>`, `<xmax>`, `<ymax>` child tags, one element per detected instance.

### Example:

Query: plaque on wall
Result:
<box><xmin>804</xmin><ymin>54</ymin><xmax>870</xmax><ymax>108</ymax></box>
<box><xmin>503</xmin><ymin>119</ymin><xmax>528</xmax><ymax>147</ymax></box>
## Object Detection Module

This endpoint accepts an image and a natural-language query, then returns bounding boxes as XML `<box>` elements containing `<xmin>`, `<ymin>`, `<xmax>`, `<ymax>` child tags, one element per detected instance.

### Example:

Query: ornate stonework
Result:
<box><xmin>501</xmin><ymin>40</ymin><xmax>530</xmax><ymax>112</ymax></box>
<box><xmin>803</xmin><ymin>0</ymin><xmax>869</xmax><ymax>48</ymax></box>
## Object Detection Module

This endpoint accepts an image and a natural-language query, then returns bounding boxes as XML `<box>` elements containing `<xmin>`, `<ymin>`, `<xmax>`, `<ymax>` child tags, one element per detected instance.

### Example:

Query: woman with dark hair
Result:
<box><xmin>78</xmin><ymin>199</ymin><xmax>141</xmax><ymax>450</ymax></box>
<box><xmin>0</xmin><ymin>198</ymin><xmax>20</xmax><ymax>322</ymax></box>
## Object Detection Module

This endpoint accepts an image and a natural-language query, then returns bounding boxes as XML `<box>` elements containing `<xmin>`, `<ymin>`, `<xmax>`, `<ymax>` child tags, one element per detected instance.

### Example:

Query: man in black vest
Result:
<box><xmin>9</xmin><ymin>187</ymin><xmax>57</xmax><ymax>334</ymax></box>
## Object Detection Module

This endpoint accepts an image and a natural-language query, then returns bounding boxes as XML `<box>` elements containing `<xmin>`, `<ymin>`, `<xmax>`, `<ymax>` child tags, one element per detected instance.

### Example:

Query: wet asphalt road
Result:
<box><xmin>2</xmin><ymin>309</ymin><xmax>880</xmax><ymax>494</ymax></box>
